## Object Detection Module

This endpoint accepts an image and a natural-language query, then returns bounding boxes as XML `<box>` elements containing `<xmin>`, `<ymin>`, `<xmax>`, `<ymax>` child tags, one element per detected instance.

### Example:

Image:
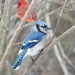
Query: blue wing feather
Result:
<box><xmin>20</xmin><ymin>31</ymin><xmax>44</xmax><ymax>50</ymax></box>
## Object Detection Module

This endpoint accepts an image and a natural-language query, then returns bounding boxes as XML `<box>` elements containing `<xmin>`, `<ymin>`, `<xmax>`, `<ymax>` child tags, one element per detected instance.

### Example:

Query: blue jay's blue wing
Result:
<box><xmin>13</xmin><ymin>31</ymin><xmax>44</xmax><ymax>70</ymax></box>
<box><xmin>18</xmin><ymin>31</ymin><xmax>44</xmax><ymax>55</ymax></box>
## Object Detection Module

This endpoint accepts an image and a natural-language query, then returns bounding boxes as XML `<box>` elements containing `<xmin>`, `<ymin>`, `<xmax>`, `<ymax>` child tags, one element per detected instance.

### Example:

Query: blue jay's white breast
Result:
<box><xmin>25</xmin><ymin>35</ymin><xmax>48</xmax><ymax>57</ymax></box>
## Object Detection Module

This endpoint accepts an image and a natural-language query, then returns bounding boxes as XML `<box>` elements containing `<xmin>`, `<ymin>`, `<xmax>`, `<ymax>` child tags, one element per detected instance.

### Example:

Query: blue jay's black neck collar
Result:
<box><xmin>36</xmin><ymin>24</ymin><xmax>47</xmax><ymax>35</ymax></box>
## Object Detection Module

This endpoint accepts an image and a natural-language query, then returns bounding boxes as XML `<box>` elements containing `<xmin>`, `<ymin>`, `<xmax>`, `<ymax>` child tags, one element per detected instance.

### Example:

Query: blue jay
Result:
<box><xmin>13</xmin><ymin>20</ymin><xmax>51</xmax><ymax>70</ymax></box>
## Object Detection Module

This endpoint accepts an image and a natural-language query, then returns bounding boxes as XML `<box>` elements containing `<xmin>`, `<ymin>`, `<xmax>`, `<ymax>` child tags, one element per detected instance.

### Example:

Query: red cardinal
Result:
<box><xmin>16</xmin><ymin>0</ymin><xmax>37</xmax><ymax>22</ymax></box>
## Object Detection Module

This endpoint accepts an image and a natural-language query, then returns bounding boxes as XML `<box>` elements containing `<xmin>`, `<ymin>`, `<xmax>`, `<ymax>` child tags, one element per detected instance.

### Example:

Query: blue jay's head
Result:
<box><xmin>35</xmin><ymin>20</ymin><xmax>51</xmax><ymax>35</ymax></box>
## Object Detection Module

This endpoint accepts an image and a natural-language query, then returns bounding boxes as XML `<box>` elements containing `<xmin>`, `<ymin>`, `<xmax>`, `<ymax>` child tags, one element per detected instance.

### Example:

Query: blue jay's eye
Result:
<box><xmin>40</xmin><ymin>26</ymin><xmax>44</xmax><ymax>27</ymax></box>
<box><xmin>44</xmin><ymin>25</ymin><xmax>47</xmax><ymax>28</ymax></box>
<box><xmin>40</xmin><ymin>25</ymin><xmax>47</xmax><ymax>28</ymax></box>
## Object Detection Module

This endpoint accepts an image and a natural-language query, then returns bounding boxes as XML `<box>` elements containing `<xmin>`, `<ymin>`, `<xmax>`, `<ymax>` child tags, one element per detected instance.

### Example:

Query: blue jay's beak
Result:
<box><xmin>46</xmin><ymin>26</ymin><xmax>52</xmax><ymax>30</ymax></box>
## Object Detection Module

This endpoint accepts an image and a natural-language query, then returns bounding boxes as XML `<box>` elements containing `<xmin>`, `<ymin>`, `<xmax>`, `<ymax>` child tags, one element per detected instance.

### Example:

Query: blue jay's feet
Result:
<box><xmin>30</xmin><ymin>56</ymin><xmax>37</xmax><ymax>66</ymax></box>
<box><xmin>40</xmin><ymin>49</ymin><xmax>43</xmax><ymax>55</ymax></box>
<box><xmin>30</xmin><ymin>56</ymin><xmax>35</xmax><ymax>62</ymax></box>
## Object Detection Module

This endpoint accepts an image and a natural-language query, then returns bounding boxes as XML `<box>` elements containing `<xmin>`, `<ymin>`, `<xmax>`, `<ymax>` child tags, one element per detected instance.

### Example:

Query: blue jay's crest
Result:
<box><xmin>13</xmin><ymin>20</ymin><xmax>51</xmax><ymax>70</ymax></box>
<box><xmin>35</xmin><ymin>20</ymin><xmax>51</xmax><ymax>35</ymax></box>
<box><xmin>35</xmin><ymin>20</ymin><xmax>47</xmax><ymax>26</ymax></box>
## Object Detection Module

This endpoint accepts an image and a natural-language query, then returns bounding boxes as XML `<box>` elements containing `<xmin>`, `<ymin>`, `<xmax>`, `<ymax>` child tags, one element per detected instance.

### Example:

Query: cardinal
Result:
<box><xmin>16</xmin><ymin>0</ymin><xmax>37</xmax><ymax>22</ymax></box>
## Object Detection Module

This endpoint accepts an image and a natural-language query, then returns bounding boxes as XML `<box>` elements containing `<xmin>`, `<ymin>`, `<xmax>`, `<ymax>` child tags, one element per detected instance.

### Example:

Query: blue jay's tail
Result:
<box><xmin>13</xmin><ymin>50</ymin><xmax>27</xmax><ymax>70</ymax></box>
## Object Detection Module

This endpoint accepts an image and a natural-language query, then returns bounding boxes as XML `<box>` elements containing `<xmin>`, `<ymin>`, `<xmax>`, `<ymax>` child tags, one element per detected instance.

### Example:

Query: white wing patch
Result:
<box><xmin>28</xmin><ymin>40</ymin><xmax>38</xmax><ymax>43</ymax></box>
<box><xmin>18</xmin><ymin>40</ymin><xmax>38</xmax><ymax>55</ymax></box>
<box><xmin>18</xmin><ymin>42</ymin><xmax>26</xmax><ymax>55</ymax></box>
<box><xmin>23</xmin><ymin>43</ymin><xmax>26</xmax><ymax>46</ymax></box>
<box><xmin>18</xmin><ymin>49</ymin><xmax>23</xmax><ymax>55</ymax></box>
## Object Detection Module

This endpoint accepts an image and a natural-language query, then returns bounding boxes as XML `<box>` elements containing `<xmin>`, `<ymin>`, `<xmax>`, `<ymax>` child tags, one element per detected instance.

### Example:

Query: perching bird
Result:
<box><xmin>16</xmin><ymin>0</ymin><xmax>37</xmax><ymax>22</ymax></box>
<box><xmin>13</xmin><ymin>20</ymin><xmax>51</xmax><ymax>70</ymax></box>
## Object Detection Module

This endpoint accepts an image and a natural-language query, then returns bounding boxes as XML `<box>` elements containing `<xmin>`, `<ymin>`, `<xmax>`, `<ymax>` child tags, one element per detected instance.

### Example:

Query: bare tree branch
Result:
<box><xmin>39</xmin><ymin>2</ymin><xmax>74</xmax><ymax>20</ymax></box>
<box><xmin>47</xmin><ymin>0</ymin><xmax>68</xmax><ymax>44</ymax></box>
<box><xmin>0</xmin><ymin>0</ymin><xmax>12</xmax><ymax>60</ymax></box>
<box><xmin>45</xmin><ymin>1</ymin><xmax>70</xmax><ymax>75</ymax></box>
<box><xmin>54</xmin><ymin>44</ymin><xmax>71</xmax><ymax>75</ymax></box>
<box><xmin>54</xmin><ymin>0</ymin><xmax>68</xmax><ymax>33</ymax></box>
<box><xmin>43</xmin><ymin>26</ymin><xmax>75</xmax><ymax>55</ymax></box>
<box><xmin>58</xmin><ymin>42</ymin><xmax>75</xmax><ymax>69</ymax></box>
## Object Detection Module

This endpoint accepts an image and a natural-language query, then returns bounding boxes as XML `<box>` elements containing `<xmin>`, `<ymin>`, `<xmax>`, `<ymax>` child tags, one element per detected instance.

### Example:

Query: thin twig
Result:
<box><xmin>58</xmin><ymin>42</ymin><xmax>75</xmax><ymax>69</ymax></box>
<box><xmin>54</xmin><ymin>44</ymin><xmax>70</xmax><ymax>75</ymax></box>
<box><xmin>49</xmin><ymin>0</ymin><xmax>68</xmax><ymax>44</ymax></box>
<box><xmin>45</xmin><ymin>2</ymin><xmax>70</xmax><ymax>75</ymax></box>
<box><xmin>54</xmin><ymin>0</ymin><xmax>68</xmax><ymax>33</ymax></box>
<box><xmin>37</xmin><ymin>0</ymin><xmax>47</xmax><ymax>12</ymax></box>
<box><xmin>0</xmin><ymin>0</ymin><xmax>36</xmax><ymax>71</ymax></box>
<box><xmin>42</xmin><ymin>0</ymin><xmax>68</xmax><ymax>52</ymax></box>
<box><xmin>39</xmin><ymin>2</ymin><xmax>69</xmax><ymax>20</ymax></box>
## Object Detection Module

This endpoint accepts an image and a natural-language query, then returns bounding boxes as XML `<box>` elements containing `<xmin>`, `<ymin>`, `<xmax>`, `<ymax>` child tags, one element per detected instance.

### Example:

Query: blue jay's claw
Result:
<box><xmin>30</xmin><ymin>56</ymin><xmax>35</xmax><ymax>62</ymax></box>
<box><xmin>30</xmin><ymin>56</ymin><xmax>37</xmax><ymax>65</ymax></box>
